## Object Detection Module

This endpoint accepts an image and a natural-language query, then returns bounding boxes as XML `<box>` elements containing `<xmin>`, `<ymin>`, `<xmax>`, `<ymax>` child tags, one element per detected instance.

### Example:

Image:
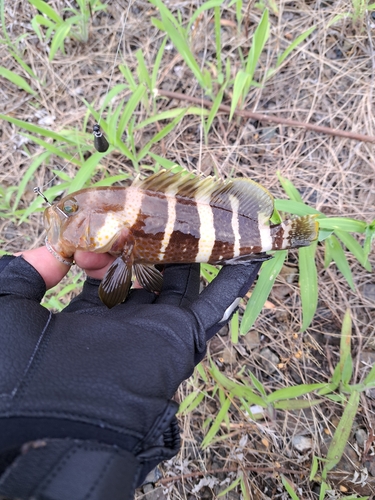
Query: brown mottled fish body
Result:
<box><xmin>44</xmin><ymin>170</ymin><xmax>319</xmax><ymax>307</ymax></box>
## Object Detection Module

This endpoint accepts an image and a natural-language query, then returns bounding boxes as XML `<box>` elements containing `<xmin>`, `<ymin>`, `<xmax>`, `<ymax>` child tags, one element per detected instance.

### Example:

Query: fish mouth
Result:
<box><xmin>44</xmin><ymin>206</ymin><xmax>62</xmax><ymax>246</ymax></box>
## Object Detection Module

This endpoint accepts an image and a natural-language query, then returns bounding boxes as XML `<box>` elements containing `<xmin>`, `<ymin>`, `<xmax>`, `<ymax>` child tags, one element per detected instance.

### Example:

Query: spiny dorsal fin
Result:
<box><xmin>132</xmin><ymin>170</ymin><xmax>274</xmax><ymax>221</ymax></box>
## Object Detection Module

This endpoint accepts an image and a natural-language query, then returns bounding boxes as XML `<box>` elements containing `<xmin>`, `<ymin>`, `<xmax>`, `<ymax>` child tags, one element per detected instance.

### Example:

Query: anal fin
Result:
<box><xmin>133</xmin><ymin>263</ymin><xmax>163</xmax><ymax>293</ymax></box>
<box><xmin>99</xmin><ymin>257</ymin><xmax>132</xmax><ymax>308</ymax></box>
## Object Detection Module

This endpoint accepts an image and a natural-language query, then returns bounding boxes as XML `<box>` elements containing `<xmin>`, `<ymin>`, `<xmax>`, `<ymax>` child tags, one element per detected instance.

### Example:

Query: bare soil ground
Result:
<box><xmin>1</xmin><ymin>1</ymin><xmax>375</xmax><ymax>498</ymax></box>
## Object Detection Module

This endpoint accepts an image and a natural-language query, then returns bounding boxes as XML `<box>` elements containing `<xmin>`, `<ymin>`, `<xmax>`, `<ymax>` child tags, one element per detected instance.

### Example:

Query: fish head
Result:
<box><xmin>44</xmin><ymin>188</ymin><xmax>125</xmax><ymax>258</ymax></box>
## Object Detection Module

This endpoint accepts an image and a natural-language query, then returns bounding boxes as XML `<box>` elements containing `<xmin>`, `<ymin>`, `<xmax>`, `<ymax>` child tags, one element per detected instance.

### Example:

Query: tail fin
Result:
<box><xmin>271</xmin><ymin>215</ymin><xmax>319</xmax><ymax>250</ymax></box>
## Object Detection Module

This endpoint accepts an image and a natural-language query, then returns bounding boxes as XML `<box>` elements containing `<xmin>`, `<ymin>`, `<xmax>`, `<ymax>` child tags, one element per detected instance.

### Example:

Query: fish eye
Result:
<box><xmin>62</xmin><ymin>198</ymin><xmax>78</xmax><ymax>215</ymax></box>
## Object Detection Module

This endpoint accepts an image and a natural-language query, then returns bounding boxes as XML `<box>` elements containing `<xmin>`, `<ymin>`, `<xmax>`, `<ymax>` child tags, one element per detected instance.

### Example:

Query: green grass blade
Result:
<box><xmin>214</xmin><ymin>5</ymin><xmax>222</xmax><ymax>76</ymax></box>
<box><xmin>201</xmin><ymin>394</ymin><xmax>231</xmax><ymax>448</ymax></box>
<box><xmin>276</xmin><ymin>171</ymin><xmax>304</xmax><ymax>202</ymax></box>
<box><xmin>363</xmin><ymin>364</ymin><xmax>375</xmax><ymax>388</ymax></box>
<box><xmin>204</xmin><ymin>87</ymin><xmax>224</xmax><ymax>141</ymax></box>
<box><xmin>249</xmin><ymin>372</ymin><xmax>267</xmax><ymax>397</ymax></box>
<box><xmin>67</xmin><ymin>153</ymin><xmax>103</xmax><ymax>193</ymax></box>
<box><xmin>49</xmin><ymin>22</ymin><xmax>71</xmax><ymax>59</ymax></box>
<box><xmin>9</xmin><ymin>50</ymin><xmax>39</xmax><ymax>81</ymax></box>
<box><xmin>0</xmin><ymin>66</ymin><xmax>36</xmax><ymax>95</ymax></box>
<box><xmin>136</xmin><ymin>106</ymin><xmax>208</xmax><ymax>129</ymax></box>
<box><xmin>327</xmin><ymin>234</ymin><xmax>355</xmax><ymax>291</ymax></box>
<box><xmin>230</xmin><ymin>69</ymin><xmax>249</xmax><ymax>120</ymax></box>
<box><xmin>280</xmin><ymin>475</ymin><xmax>300</xmax><ymax>500</ymax></box>
<box><xmin>267</xmin><ymin>383</ymin><xmax>326</xmax><ymax>403</ymax></box>
<box><xmin>364</xmin><ymin>219</ymin><xmax>375</xmax><ymax>260</ymax></box>
<box><xmin>119</xmin><ymin>63</ymin><xmax>137</xmax><ymax>91</ymax></box>
<box><xmin>187</xmin><ymin>0</ymin><xmax>223</xmax><ymax>32</ymax></box>
<box><xmin>324</xmin><ymin>235</ymin><xmax>334</xmax><ymax>268</ymax></box>
<box><xmin>339</xmin><ymin>309</ymin><xmax>352</xmax><ymax>387</ymax></box>
<box><xmin>276</xmin><ymin>26</ymin><xmax>316</xmax><ymax>67</ymax></box>
<box><xmin>318</xmin><ymin>217</ymin><xmax>367</xmax><ymax>233</ymax></box>
<box><xmin>335</xmin><ymin>229</ymin><xmax>371</xmax><ymax>271</ymax></box>
<box><xmin>149</xmin><ymin>0</ymin><xmax>184</xmax><ymax>33</ymax></box>
<box><xmin>230</xmin><ymin>310</ymin><xmax>239</xmax><ymax>344</ymax></box>
<box><xmin>29</xmin><ymin>0</ymin><xmax>63</xmax><ymax>24</ymax></box>
<box><xmin>151</xmin><ymin>36</ymin><xmax>167</xmax><ymax>90</ymax></box>
<box><xmin>323</xmin><ymin>390</ymin><xmax>360</xmax><ymax>473</ymax></box>
<box><xmin>217</xmin><ymin>477</ymin><xmax>241</xmax><ymax>498</ymax></box>
<box><xmin>151</xmin><ymin>9</ymin><xmax>205</xmax><ymax>89</ymax></box>
<box><xmin>20</xmin><ymin>133</ymin><xmax>82</xmax><ymax>163</ymax></box>
<box><xmin>13</xmin><ymin>151</ymin><xmax>50</xmax><ymax>210</ymax></box>
<box><xmin>299</xmin><ymin>241</ymin><xmax>318</xmax><ymax>331</ymax></box>
<box><xmin>137</xmin><ymin>109</ymin><xmax>188</xmax><ymax>160</ymax></box>
<box><xmin>275</xmin><ymin>199</ymin><xmax>321</xmax><ymax>216</ymax></box>
<box><xmin>135</xmin><ymin>49</ymin><xmax>151</xmax><ymax>90</ymax></box>
<box><xmin>275</xmin><ymin>399</ymin><xmax>323</xmax><ymax>410</ymax></box>
<box><xmin>116</xmin><ymin>85</ymin><xmax>146</xmax><ymax>138</ymax></box>
<box><xmin>178</xmin><ymin>390</ymin><xmax>205</xmax><ymax>414</ymax></box>
<box><xmin>148</xmin><ymin>152</ymin><xmax>178</xmax><ymax>170</ymax></box>
<box><xmin>99</xmin><ymin>83</ymin><xmax>128</xmax><ymax>112</ymax></box>
<box><xmin>240</xmin><ymin>251</ymin><xmax>287</xmax><ymax>334</ymax></box>
<box><xmin>92</xmin><ymin>174</ymin><xmax>130</xmax><ymax>187</ymax></box>
<box><xmin>245</xmin><ymin>9</ymin><xmax>269</xmax><ymax>79</ymax></box>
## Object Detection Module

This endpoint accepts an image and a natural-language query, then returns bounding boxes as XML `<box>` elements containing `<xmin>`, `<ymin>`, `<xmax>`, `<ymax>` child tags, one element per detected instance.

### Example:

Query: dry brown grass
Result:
<box><xmin>1</xmin><ymin>1</ymin><xmax>374</xmax><ymax>498</ymax></box>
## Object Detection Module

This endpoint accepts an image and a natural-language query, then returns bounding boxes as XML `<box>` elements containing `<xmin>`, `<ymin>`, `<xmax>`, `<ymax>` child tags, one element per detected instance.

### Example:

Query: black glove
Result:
<box><xmin>0</xmin><ymin>255</ymin><xmax>262</xmax><ymax>500</ymax></box>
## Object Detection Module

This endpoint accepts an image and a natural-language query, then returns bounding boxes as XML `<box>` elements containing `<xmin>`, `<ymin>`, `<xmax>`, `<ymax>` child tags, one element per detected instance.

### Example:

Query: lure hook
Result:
<box><xmin>34</xmin><ymin>187</ymin><xmax>52</xmax><ymax>207</ymax></box>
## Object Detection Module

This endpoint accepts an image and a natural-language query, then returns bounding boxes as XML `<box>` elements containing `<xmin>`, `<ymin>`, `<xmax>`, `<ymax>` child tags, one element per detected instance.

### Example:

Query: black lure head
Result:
<box><xmin>93</xmin><ymin>124</ymin><xmax>109</xmax><ymax>153</ymax></box>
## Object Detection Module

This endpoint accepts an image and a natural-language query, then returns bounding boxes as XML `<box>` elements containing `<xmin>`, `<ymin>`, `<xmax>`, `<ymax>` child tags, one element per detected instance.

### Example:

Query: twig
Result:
<box><xmin>156</xmin><ymin>90</ymin><xmax>375</xmax><ymax>144</ymax></box>
<box><xmin>157</xmin><ymin>465</ymin><xmax>306</xmax><ymax>485</ymax></box>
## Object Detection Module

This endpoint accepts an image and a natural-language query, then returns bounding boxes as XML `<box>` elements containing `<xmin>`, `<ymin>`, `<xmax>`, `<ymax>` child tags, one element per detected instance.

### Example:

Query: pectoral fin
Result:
<box><xmin>98</xmin><ymin>257</ymin><xmax>133</xmax><ymax>308</ymax></box>
<box><xmin>133</xmin><ymin>263</ymin><xmax>163</xmax><ymax>293</ymax></box>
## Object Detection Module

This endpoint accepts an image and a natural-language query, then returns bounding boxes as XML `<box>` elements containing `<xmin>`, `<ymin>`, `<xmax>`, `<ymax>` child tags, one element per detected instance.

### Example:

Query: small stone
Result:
<box><xmin>259</xmin><ymin>348</ymin><xmax>280</xmax><ymax>374</ymax></box>
<box><xmin>291</xmin><ymin>435</ymin><xmax>313</xmax><ymax>452</ymax></box>
<box><xmin>243</xmin><ymin>330</ymin><xmax>260</xmax><ymax>350</ymax></box>
<box><xmin>363</xmin><ymin>284</ymin><xmax>375</xmax><ymax>301</ymax></box>
<box><xmin>222</xmin><ymin>344</ymin><xmax>237</xmax><ymax>364</ymax></box>
<box><xmin>355</xmin><ymin>428</ymin><xmax>368</xmax><ymax>448</ymax></box>
<box><xmin>143</xmin><ymin>487</ymin><xmax>167</xmax><ymax>500</ymax></box>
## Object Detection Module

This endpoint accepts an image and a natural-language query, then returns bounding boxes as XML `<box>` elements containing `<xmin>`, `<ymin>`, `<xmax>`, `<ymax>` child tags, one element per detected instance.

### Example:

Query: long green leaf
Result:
<box><xmin>29</xmin><ymin>0</ymin><xmax>63</xmax><ymax>24</ymax></box>
<box><xmin>0</xmin><ymin>114</ymin><xmax>76</xmax><ymax>143</ymax></box>
<box><xmin>13</xmin><ymin>151</ymin><xmax>50</xmax><ymax>210</ymax></box>
<box><xmin>240</xmin><ymin>251</ymin><xmax>287</xmax><ymax>334</ymax></box>
<box><xmin>187</xmin><ymin>0</ymin><xmax>223</xmax><ymax>31</ymax></box>
<box><xmin>151</xmin><ymin>36</ymin><xmax>167</xmax><ymax>90</ymax></box>
<box><xmin>0</xmin><ymin>67</ymin><xmax>36</xmax><ymax>95</ymax></box>
<box><xmin>276</xmin><ymin>171</ymin><xmax>304</xmax><ymax>202</ymax></box>
<box><xmin>280</xmin><ymin>475</ymin><xmax>300</xmax><ymax>500</ymax></box>
<box><xmin>67</xmin><ymin>153</ymin><xmax>103</xmax><ymax>193</ymax></box>
<box><xmin>335</xmin><ymin>230</ymin><xmax>371</xmax><ymax>271</ymax></box>
<box><xmin>136</xmin><ymin>106</ymin><xmax>208</xmax><ymax>129</ymax></box>
<box><xmin>277</xmin><ymin>26</ymin><xmax>316</xmax><ymax>67</ymax></box>
<box><xmin>245</xmin><ymin>9</ymin><xmax>269</xmax><ymax>78</ymax></box>
<box><xmin>327</xmin><ymin>235</ymin><xmax>355</xmax><ymax>291</ymax></box>
<box><xmin>275</xmin><ymin>199</ymin><xmax>321</xmax><ymax>216</ymax></box>
<box><xmin>323</xmin><ymin>391</ymin><xmax>360</xmax><ymax>474</ymax></box>
<box><xmin>299</xmin><ymin>241</ymin><xmax>318</xmax><ymax>331</ymax></box>
<box><xmin>230</xmin><ymin>69</ymin><xmax>249</xmax><ymax>120</ymax></box>
<box><xmin>318</xmin><ymin>217</ymin><xmax>367</xmax><ymax>233</ymax></box>
<box><xmin>201</xmin><ymin>395</ymin><xmax>231</xmax><ymax>448</ymax></box>
<box><xmin>49</xmin><ymin>22</ymin><xmax>71</xmax><ymax>59</ymax></box>
<box><xmin>267</xmin><ymin>383</ymin><xmax>325</xmax><ymax>403</ymax></box>
<box><xmin>117</xmin><ymin>85</ymin><xmax>146</xmax><ymax>139</ymax></box>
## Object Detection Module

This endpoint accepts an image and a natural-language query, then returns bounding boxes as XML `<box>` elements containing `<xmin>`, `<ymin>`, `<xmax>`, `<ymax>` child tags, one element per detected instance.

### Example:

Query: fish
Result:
<box><xmin>43</xmin><ymin>169</ymin><xmax>319</xmax><ymax>308</ymax></box>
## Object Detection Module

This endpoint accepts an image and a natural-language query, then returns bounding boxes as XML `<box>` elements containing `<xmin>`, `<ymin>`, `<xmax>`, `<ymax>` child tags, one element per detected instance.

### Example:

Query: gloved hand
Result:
<box><xmin>0</xmin><ymin>248</ymin><xmax>262</xmax><ymax>500</ymax></box>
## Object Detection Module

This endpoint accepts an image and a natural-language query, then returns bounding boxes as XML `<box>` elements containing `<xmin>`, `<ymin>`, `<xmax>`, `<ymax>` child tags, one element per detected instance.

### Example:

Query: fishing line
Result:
<box><xmin>36</xmin><ymin>1</ymin><xmax>131</xmax><ymax>197</ymax></box>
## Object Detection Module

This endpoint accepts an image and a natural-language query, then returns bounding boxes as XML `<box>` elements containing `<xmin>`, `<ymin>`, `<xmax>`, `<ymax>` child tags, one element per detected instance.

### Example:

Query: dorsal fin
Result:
<box><xmin>132</xmin><ymin>170</ymin><xmax>274</xmax><ymax>221</ymax></box>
